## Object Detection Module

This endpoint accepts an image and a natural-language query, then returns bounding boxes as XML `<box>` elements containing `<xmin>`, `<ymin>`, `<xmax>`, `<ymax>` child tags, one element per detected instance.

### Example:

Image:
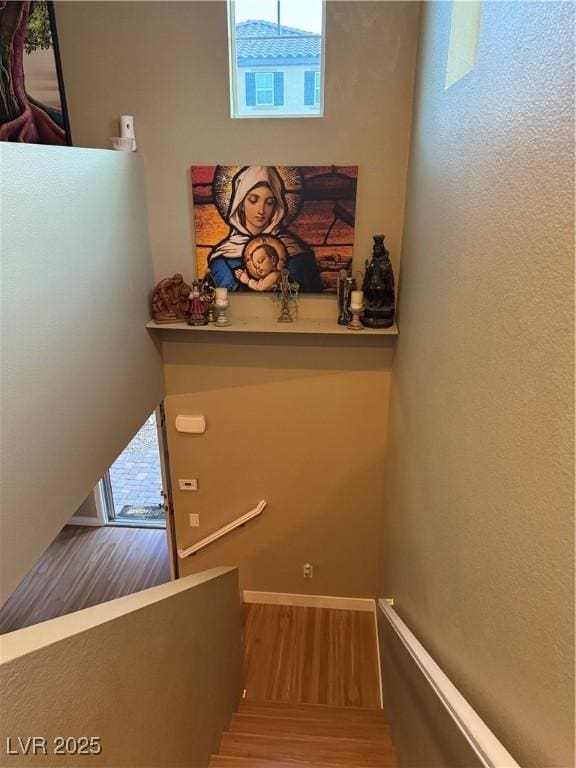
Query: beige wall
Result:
<box><xmin>164</xmin><ymin>333</ymin><xmax>394</xmax><ymax>596</ymax></box>
<box><xmin>0</xmin><ymin>568</ymin><xmax>243</xmax><ymax>767</ymax></box>
<box><xmin>377</xmin><ymin>609</ymin><xmax>484</xmax><ymax>768</ymax></box>
<box><xmin>0</xmin><ymin>144</ymin><xmax>164</xmax><ymax>605</ymax></box>
<box><xmin>70</xmin><ymin>492</ymin><xmax>100</xmax><ymax>521</ymax></box>
<box><xmin>55</xmin><ymin>1</ymin><xmax>419</xmax><ymax>284</ymax></box>
<box><xmin>55</xmin><ymin>1</ymin><xmax>420</xmax><ymax>597</ymax></box>
<box><xmin>380</xmin><ymin>3</ymin><xmax>574</xmax><ymax>767</ymax></box>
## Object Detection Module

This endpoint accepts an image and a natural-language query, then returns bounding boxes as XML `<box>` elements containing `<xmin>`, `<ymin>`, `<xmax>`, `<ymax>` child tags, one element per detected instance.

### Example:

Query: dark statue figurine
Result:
<box><xmin>151</xmin><ymin>273</ymin><xmax>192</xmax><ymax>323</ymax></box>
<box><xmin>361</xmin><ymin>235</ymin><xmax>395</xmax><ymax>328</ymax></box>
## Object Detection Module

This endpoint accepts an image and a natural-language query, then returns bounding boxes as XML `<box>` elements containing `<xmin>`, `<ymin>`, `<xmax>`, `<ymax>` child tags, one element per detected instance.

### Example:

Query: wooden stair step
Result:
<box><xmin>230</xmin><ymin>713</ymin><xmax>391</xmax><ymax>742</ymax></box>
<box><xmin>239</xmin><ymin>700</ymin><xmax>387</xmax><ymax>724</ymax></box>
<box><xmin>219</xmin><ymin>731</ymin><xmax>396</xmax><ymax>767</ymax></box>
<box><xmin>209</xmin><ymin>757</ymin><xmax>342</xmax><ymax>768</ymax></box>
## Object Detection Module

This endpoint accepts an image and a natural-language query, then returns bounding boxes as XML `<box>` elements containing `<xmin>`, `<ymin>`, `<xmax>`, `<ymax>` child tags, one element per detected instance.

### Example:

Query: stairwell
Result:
<box><xmin>209</xmin><ymin>698</ymin><xmax>396</xmax><ymax>767</ymax></box>
<box><xmin>218</xmin><ymin>602</ymin><xmax>393</xmax><ymax>767</ymax></box>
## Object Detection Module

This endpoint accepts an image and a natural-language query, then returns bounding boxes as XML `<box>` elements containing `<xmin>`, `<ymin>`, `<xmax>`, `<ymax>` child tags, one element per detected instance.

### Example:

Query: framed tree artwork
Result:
<box><xmin>0</xmin><ymin>1</ymin><xmax>72</xmax><ymax>145</ymax></box>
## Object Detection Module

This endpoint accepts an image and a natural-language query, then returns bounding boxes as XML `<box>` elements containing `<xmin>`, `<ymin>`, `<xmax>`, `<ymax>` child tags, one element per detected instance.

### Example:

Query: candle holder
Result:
<box><xmin>214</xmin><ymin>298</ymin><xmax>231</xmax><ymax>327</ymax></box>
<box><xmin>347</xmin><ymin>305</ymin><xmax>364</xmax><ymax>330</ymax></box>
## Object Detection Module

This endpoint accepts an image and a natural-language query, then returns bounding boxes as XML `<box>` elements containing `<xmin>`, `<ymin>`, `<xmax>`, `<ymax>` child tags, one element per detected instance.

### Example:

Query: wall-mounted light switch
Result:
<box><xmin>179</xmin><ymin>479</ymin><xmax>198</xmax><ymax>491</ymax></box>
<box><xmin>189</xmin><ymin>513</ymin><xmax>200</xmax><ymax>527</ymax></box>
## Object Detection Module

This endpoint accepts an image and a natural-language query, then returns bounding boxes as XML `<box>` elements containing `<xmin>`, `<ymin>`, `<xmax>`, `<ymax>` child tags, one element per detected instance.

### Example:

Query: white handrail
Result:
<box><xmin>178</xmin><ymin>500</ymin><xmax>267</xmax><ymax>560</ymax></box>
<box><xmin>378</xmin><ymin>599</ymin><xmax>520</xmax><ymax>768</ymax></box>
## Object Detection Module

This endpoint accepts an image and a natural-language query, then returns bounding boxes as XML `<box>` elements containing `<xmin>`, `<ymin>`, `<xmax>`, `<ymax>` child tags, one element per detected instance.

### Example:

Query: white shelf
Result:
<box><xmin>146</xmin><ymin>318</ymin><xmax>398</xmax><ymax>336</ymax></box>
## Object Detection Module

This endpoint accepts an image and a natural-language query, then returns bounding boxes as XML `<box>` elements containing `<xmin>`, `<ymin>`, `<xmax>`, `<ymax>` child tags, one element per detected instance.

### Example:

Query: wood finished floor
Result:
<box><xmin>0</xmin><ymin>525</ymin><xmax>170</xmax><ymax>634</ymax></box>
<box><xmin>242</xmin><ymin>603</ymin><xmax>381</xmax><ymax>709</ymax></box>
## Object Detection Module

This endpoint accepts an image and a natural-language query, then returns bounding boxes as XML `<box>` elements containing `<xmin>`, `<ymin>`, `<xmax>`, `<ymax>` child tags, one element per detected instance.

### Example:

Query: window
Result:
<box><xmin>245</xmin><ymin>71</ymin><xmax>284</xmax><ymax>107</ymax></box>
<box><xmin>228</xmin><ymin>0</ymin><xmax>325</xmax><ymax>118</ymax></box>
<box><xmin>304</xmin><ymin>70</ymin><xmax>320</xmax><ymax>106</ymax></box>
<box><xmin>255</xmin><ymin>72</ymin><xmax>274</xmax><ymax>105</ymax></box>
<box><xmin>445</xmin><ymin>0</ymin><xmax>483</xmax><ymax>88</ymax></box>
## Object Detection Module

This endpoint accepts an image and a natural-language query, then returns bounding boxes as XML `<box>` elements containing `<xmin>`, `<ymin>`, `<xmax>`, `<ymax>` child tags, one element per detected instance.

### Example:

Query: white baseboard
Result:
<box><xmin>69</xmin><ymin>516</ymin><xmax>105</xmax><ymax>527</ymax></box>
<box><xmin>243</xmin><ymin>590</ymin><xmax>375</xmax><ymax>613</ymax></box>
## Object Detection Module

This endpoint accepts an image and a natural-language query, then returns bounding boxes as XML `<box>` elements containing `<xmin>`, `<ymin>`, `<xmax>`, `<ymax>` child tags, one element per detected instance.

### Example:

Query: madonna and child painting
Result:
<box><xmin>191</xmin><ymin>165</ymin><xmax>358</xmax><ymax>293</ymax></box>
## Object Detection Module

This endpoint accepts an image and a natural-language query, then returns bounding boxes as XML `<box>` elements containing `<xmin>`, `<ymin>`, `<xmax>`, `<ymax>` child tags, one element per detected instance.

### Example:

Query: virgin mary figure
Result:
<box><xmin>208</xmin><ymin>166</ymin><xmax>322</xmax><ymax>292</ymax></box>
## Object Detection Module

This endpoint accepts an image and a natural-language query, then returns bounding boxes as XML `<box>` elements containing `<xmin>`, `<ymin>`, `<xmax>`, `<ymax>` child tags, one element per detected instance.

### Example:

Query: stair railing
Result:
<box><xmin>178</xmin><ymin>499</ymin><xmax>267</xmax><ymax>559</ymax></box>
<box><xmin>378</xmin><ymin>599</ymin><xmax>519</xmax><ymax>768</ymax></box>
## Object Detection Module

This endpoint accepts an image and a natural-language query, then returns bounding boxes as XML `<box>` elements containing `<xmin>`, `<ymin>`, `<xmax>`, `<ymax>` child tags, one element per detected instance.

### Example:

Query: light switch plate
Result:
<box><xmin>189</xmin><ymin>513</ymin><xmax>200</xmax><ymax>527</ymax></box>
<box><xmin>179</xmin><ymin>479</ymin><xmax>198</xmax><ymax>491</ymax></box>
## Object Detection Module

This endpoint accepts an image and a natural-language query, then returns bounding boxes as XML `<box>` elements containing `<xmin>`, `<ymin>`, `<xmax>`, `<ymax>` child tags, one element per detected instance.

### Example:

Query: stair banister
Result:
<box><xmin>379</xmin><ymin>599</ymin><xmax>520</xmax><ymax>768</ymax></box>
<box><xmin>178</xmin><ymin>499</ymin><xmax>267</xmax><ymax>559</ymax></box>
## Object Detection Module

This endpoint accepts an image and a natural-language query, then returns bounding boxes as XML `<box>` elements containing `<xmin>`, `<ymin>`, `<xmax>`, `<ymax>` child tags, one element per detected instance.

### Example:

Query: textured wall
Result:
<box><xmin>0</xmin><ymin>145</ymin><xmax>164</xmax><ymax>605</ymax></box>
<box><xmin>0</xmin><ymin>568</ymin><xmax>243</xmax><ymax>767</ymax></box>
<box><xmin>164</xmin><ymin>334</ymin><xmax>393</xmax><ymax>597</ymax></box>
<box><xmin>54</xmin><ymin>1</ymin><xmax>420</xmax><ymax>597</ymax></box>
<box><xmin>55</xmin><ymin>1</ymin><xmax>420</xmax><ymax>284</ymax></box>
<box><xmin>380</xmin><ymin>3</ymin><xmax>574</xmax><ymax>767</ymax></box>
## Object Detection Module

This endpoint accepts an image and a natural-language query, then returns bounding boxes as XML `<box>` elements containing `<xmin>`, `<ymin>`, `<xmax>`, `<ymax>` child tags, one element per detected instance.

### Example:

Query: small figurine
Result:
<box><xmin>187</xmin><ymin>280</ymin><xmax>208</xmax><ymax>326</ymax></box>
<box><xmin>275</xmin><ymin>268</ymin><xmax>299</xmax><ymax>323</ymax></box>
<box><xmin>362</xmin><ymin>235</ymin><xmax>395</xmax><ymax>328</ymax></box>
<box><xmin>337</xmin><ymin>270</ymin><xmax>356</xmax><ymax>325</ymax></box>
<box><xmin>201</xmin><ymin>272</ymin><xmax>217</xmax><ymax>323</ymax></box>
<box><xmin>151</xmin><ymin>273</ymin><xmax>192</xmax><ymax>323</ymax></box>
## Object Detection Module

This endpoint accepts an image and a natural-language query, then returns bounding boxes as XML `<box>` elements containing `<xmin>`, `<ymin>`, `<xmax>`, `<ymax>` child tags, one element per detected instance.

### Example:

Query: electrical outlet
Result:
<box><xmin>189</xmin><ymin>513</ymin><xmax>200</xmax><ymax>527</ymax></box>
<box><xmin>303</xmin><ymin>563</ymin><xmax>313</xmax><ymax>579</ymax></box>
<box><xmin>179</xmin><ymin>479</ymin><xmax>198</xmax><ymax>491</ymax></box>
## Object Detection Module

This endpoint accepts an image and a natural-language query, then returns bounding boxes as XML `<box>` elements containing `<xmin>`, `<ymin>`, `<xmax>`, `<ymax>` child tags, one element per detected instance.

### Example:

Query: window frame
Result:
<box><xmin>228</xmin><ymin>0</ymin><xmax>326</xmax><ymax>119</ymax></box>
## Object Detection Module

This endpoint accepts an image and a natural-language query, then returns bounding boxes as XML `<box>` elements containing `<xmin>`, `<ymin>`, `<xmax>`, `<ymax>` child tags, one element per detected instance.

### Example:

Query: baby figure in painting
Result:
<box><xmin>235</xmin><ymin>241</ymin><xmax>282</xmax><ymax>292</ymax></box>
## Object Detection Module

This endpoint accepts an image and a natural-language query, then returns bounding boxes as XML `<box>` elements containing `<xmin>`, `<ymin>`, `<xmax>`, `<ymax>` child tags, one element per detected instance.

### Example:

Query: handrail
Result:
<box><xmin>178</xmin><ymin>500</ymin><xmax>267</xmax><ymax>559</ymax></box>
<box><xmin>378</xmin><ymin>599</ymin><xmax>520</xmax><ymax>768</ymax></box>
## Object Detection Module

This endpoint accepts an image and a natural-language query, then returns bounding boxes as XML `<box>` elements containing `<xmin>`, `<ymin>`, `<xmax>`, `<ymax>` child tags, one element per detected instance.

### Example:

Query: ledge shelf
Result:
<box><xmin>146</xmin><ymin>319</ymin><xmax>398</xmax><ymax>336</ymax></box>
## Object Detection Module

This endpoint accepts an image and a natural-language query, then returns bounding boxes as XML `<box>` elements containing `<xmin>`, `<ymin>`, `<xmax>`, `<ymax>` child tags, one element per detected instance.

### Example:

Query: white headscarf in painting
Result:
<box><xmin>228</xmin><ymin>166</ymin><xmax>286</xmax><ymax>235</ymax></box>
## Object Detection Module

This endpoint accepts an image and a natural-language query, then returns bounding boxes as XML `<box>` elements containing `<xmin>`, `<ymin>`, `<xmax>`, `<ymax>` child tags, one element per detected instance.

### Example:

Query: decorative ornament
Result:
<box><xmin>151</xmin><ymin>274</ymin><xmax>191</xmax><ymax>324</ymax></box>
<box><xmin>187</xmin><ymin>280</ymin><xmax>208</xmax><ymax>326</ymax></box>
<box><xmin>362</xmin><ymin>235</ymin><xmax>395</xmax><ymax>328</ymax></box>
<box><xmin>274</xmin><ymin>268</ymin><xmax>299</xmax><ymax>323</ymax></box>
<box><xmin>337</xmin><ymin>269</ymin><xmax>356</xmax><ymax>325</ymax></box>
<box><xmin>201</xmin><ymin>272</ymin><xmax>217</xmax><ymax>323</ymax></box>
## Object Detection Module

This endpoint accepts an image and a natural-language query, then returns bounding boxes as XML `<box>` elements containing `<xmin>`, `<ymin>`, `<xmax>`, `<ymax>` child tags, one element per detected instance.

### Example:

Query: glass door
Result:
<box><xmin>100</xmin><ymin>411</ymin><xmax>165</xmax><ymax>527</ymax></box>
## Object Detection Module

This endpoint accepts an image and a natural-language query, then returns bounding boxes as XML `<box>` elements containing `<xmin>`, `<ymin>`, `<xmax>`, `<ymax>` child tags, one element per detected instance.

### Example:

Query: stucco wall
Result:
<box><xmin>380</xmin><ymin>2</ymin><xmax>574</xmax><ymax>766</ymax></box>
<box><xmin>0</xmin><ymin>568</ymin><xmax>243</xmax><ymax>768</ymax></box>
<box><xmin>55</xmin><ymin>1</ymin><xmax>420</xmax><ymax>598</ymax></box>
<box><xmin>0</xmin><ymin>144</ymin><xmax>164</xmax><ymax>605</ymax></box>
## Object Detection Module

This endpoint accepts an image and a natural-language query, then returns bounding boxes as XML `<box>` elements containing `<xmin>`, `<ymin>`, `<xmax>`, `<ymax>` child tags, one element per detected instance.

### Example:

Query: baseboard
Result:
<box><xmin>243</xmin><ymin>590</ymin><xmax>375</xmax><ymax>613</ymax></box>
<box><xmin>68</xmin><ymin>516</ymin><xmax>105</xmax><ymax>527</ymax></box>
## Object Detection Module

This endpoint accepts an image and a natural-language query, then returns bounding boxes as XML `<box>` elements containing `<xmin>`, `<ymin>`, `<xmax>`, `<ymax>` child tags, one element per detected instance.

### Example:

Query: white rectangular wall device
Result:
<box><xmin>175</xmin><ymin>415</ymin><xmax>206</xmax><ymax>434</ymax></box>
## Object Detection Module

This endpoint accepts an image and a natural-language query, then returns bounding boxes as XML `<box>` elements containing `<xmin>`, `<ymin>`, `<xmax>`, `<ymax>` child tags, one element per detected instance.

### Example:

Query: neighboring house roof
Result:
<box><xmin>236</xmin><ymin>20</ymin><xmax>321</xmax><ymax>66</ymax></box>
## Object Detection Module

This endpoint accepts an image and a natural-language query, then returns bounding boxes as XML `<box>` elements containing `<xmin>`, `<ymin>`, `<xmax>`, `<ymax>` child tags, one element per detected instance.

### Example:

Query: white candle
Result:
<box><xmin>351</xmin><ymin>290</ymin><xmax>363</xmax><ymax>307</ymax></box>
<box><xmin>215</xmin><ymin>288</ymin><xmax>228</xmax><ymax>300</ymax></box>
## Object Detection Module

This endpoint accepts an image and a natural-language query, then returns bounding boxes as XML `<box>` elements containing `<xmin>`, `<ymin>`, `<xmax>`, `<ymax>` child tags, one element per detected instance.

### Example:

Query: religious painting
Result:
<box><xmin>191</xmin><ymin>165</ymin><xmax>358</xmax><ymax>293</ymax></box>
<box><xmin>0</xmin><ymin>1</ymin><xmax>71</xmax><ymax>144</ymax></box>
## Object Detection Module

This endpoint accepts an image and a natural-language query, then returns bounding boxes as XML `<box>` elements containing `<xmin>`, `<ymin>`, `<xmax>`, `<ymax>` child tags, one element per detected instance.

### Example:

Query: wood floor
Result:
<box><xmin>0</xmin><ymin>525</ymin><xmax>170</xmax><ymax>634</ymax></box>
<box><xmin>242</xmin><ymin>603</ymin><xmax>381</xmax><ymax>709</ymax></box>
